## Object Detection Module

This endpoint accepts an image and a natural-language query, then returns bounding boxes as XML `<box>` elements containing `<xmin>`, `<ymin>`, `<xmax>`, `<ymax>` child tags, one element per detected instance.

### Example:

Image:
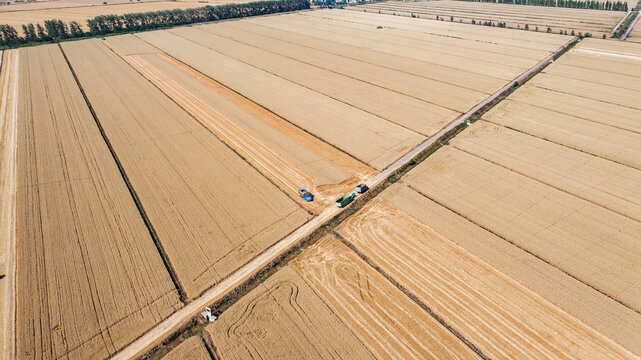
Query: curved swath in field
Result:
<box><xmin>208</xmin><ymin>267</ymin><xmax>376</xmax><ymax>359</ymax></box>
<box><xmin>338</xmin><ymin>199</ymin><xmax>637</xmax><ymax>360</ymax></box>
<box><xmin>113</xmin><ymin>49</ymin><xmax>316</xmax><ymax>207</ymax></box>
<box><xmin>293</xmin><ymin>237</ymin><xmax>478</xmax><ymax>359</ymax></box>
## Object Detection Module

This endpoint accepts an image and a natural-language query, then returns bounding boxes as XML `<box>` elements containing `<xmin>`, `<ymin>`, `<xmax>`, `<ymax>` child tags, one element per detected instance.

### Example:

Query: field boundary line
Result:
<box><xmin>502</xmin><ymin>97</ymin><xmax>641</xmax><ymax>135</ymax></box>
<box><xmin>109</xmin><ymin>34</ymin><xmax>579</xmax><ymax>360</ymax></box>
<box><xmin>0</xmin><ymin>49</ymin><xmax>18</xmax><ymax>360</ymax></box>
<box><xmin>452</xmin><ymin>144</ymin><xmax>641</xmax><ymax>224</ymax></box>
<box><xmin>239</xmin><ymin>20</ymin><xmax>520</xmax><ymax>83</ymax></box>
<box><xmin>56</xmin><ymin>44</ymin><xmax>188</xmax><ymax>303</ymax></box>
<box><xmin>406</xmin><ymin>183</ymin><xmax>641</xmax><ymax>319</ymax></box>
<box><xmin>299</xmin><ymin>11</ymin><xmax>564</xmax><ymax>55</ymax></box>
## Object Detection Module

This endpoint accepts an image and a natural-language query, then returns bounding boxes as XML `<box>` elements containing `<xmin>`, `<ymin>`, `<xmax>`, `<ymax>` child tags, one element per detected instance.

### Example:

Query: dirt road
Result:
<box><xmin>0</xmin><ymin>49</ymin><xmax>18</xmax><ymax>360</ymax></box>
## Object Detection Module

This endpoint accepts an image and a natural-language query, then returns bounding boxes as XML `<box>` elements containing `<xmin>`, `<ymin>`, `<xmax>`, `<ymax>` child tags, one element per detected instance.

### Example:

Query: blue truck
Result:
<box><xmin>298</xmin><ymin>189</ymin><xmax>314</xmax><ymax>202</ymax></box>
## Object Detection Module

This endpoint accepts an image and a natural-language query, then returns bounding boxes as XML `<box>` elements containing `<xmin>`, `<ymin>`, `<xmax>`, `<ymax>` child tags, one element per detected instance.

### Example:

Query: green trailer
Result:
<box><xmin>336</xmin><ymin>193</ymin><xmax>355</xmax><ymax>208</ymax></box>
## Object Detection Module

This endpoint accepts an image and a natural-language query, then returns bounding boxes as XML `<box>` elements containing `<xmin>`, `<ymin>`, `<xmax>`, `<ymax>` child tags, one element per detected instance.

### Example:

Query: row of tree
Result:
<box><xmin>460</xmin><ymin>0</ymin><xmax>628</xmax><ymax>10</ymax></box>
<box><xmin>0</xmin><ymin>0</ymin><xmax>309</xmax><ymax>48</ymax></box>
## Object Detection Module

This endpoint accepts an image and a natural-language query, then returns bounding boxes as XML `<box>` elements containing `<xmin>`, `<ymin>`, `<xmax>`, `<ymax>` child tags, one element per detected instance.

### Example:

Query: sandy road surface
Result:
<box><xmin>0</xmin><ymin>50</ymin><xmax>18</xmax><ymax>360</ymax></box>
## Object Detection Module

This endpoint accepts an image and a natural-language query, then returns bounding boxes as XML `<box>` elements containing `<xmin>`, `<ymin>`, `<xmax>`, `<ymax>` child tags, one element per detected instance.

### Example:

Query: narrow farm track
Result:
<box><xmin>0</xmin><ymin>49</ymin><xmax>18</xmax><ymax>360</ymax></box>
<box><xmin>338</xmin><ymin>198</ymin><xmax>638</xmax><ymax>360</ymax></box>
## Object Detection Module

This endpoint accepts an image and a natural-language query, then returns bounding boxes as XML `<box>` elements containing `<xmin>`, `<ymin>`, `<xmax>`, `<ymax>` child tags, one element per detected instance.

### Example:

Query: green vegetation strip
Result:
<box><xmin>613</xmin><ymin>9</ymin><xmax>639</xmax><ymax>38</ymax></box>
<box><xmin>0</xmin><ymin>0</ymin><xmax>309</xmax><ymax>49</ymax></box>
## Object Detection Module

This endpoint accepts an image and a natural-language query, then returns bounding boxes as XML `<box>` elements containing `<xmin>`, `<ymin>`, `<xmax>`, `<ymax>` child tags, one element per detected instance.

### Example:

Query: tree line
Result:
<box><xmin>460</xmin><ymin>0</ymin><xmax>628</xmax><ymax>10</ymax></box>
<box><xmin>0</xmin><ymin>0</ymin><xmax>309</xmax><ymax>48</ymax></box>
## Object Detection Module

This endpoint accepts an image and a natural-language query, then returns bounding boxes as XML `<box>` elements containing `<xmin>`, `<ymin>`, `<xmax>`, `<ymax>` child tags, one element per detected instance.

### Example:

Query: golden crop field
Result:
<box><xmin>14</xmin><ymin>44</ymin><xmax>182</xmax><ymax>359</ymax></box>
<box><xmin>7</xmin><ymin>4</ymin><xmax>641</xmax><ymax>359</ymax></box>
<box><xmin>136</xmin><ymin>29</ymin><xmax>425</xmax><ymax>170</ymax></box>
<box><xmin>207</xmin><ymin>235</ymin><xmax>481</xmax><ymax>359</ymax></box>
<box><xmin>60</xmin><ymin>38</ymin><xmax>311</xmax><ymax>300</ymax></box>
<box><xmin>336</xmin><ymin>194</ymin><xmax>636</xmax><ymax>359</ymax></box>
<box><xmin>0</xmin><ymin>0</ymin><xmax>160</xmax><ymax>12</ymax></box>
<box><xmin>405</xmin><ymin>145</ymin><xmax>641</xmax><ymax>310</ymax></box>
<box><xmin>105</xmin><ymin>34</ymin><xmax>377</xmax><ymax>213</ymax></box>
<box><xmin>130</xmin><ymin>9</ymin><xmax>568</xmax><ymax>169</ymax></box>
<box><xmin>161</xmin><ymin>336</ymin><xmax>211</xmax><ymax>360</ymax></box>
<box><xmin>352</xmin><ymin>0</ymin><xmax>624</xmax><ymax>37</ymax></box>
<box><xmin>206</xmin><ymin>267</ymin><xmax>376</xmax><ymax>359</ymax></box>
<box><xmin>451</xmin><ymin>121</ymin><xmax>641</xmax><ymax>221</ymax></box>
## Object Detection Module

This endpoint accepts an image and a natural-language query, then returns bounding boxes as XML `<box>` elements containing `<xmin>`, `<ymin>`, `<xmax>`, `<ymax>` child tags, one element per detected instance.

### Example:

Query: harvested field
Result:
<box><xmin>135</xmin><ymin>29</ymin><xmax>425</xmax><ymax>170</ymax></box>
<box><xmin>379</xmin><ymin>184</ymin><xmax>641</xmax><ymax>355</ymax></box>
<box><xmin>352</xmin><ymin>0</ymin><xmax>624</xmax><ymax>37</ymax></box>
<box><xmin>292</xmin><ymin>235</ymin><xmax>478</xmax><ymax>359</ymax></box>
<box><xmin>161</xmin><ymin>336</ymin><xmax>211</xmax><ymax>360</ymax></box>
<box><xmin>15</xmin><ymin>44</ymin><xmax>182</xmax><ymax>359</ymax></box>
<box><xmin>61</xmin><ymin>38</ymin><xmax>311</xmax><ymax>300</ymax></box>
<box><xmin>206</xmin><ymin>267</ymin><xmax>375</xmax><ymax>359</ymax></box>
<box><xmin>104</xmin><ymin>35</ymin><xmax>376</xmax><ymax>213</ymax></box>
<box><xmin>450</xmin><ymin>121</ymin><xmax>641</xmax><ymax>221</ymax></box>
<box><xmin>0</xmin><ymin>1</ymin><xmax>198</xmax><ymax>32</ymax></box>
<box><xmin>404</xmin><ymin>146</ymin><xmax>641</xmax><ymax>314</ymax></box>
<box><xmin>337</xmin><ymin>195</ymin><xmax>638</xmax><ymax>359</ymax></box>
<box><xmin>484</xmin><ymin>38</ymin><xmax>641</xmax><ymax>170</ymax></box>
<box><xmin>170</xmin><ymin>26</ymin><xmax>476</xmax><ymax>131</ymax></box>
